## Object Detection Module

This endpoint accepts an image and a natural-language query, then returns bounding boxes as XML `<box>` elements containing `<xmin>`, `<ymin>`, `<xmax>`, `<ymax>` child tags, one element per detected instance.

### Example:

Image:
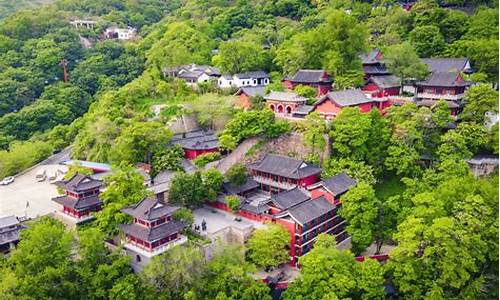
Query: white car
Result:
<box><xmin>1</xmin><ymin>176</ymin><xmax>15</xmax><ymax>185</ymax></box>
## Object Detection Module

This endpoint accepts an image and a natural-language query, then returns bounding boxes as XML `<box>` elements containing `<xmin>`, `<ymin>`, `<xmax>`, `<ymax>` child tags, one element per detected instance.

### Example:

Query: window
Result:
<box><xmin>136</xmin><ymin>255</ymin><xmax>141</xmax><ymax>262</ymax></box>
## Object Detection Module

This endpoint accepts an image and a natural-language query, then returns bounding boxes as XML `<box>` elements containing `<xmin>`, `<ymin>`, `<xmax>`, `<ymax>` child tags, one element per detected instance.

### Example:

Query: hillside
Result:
<box><xmin>0</xmin><ymin>0</ymin><xmax>54</xmax><ymax>20</ymax></box>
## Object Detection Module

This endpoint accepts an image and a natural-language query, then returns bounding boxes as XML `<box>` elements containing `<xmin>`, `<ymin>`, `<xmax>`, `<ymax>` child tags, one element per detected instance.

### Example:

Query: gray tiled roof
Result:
<box><xmin>0</xmin><ymin>216</ymin><xmax>19</xmax><ymax>229</ymax></box>
<box><xmin>288</xmin><ymin>69</ymin><xmax>332</xmax><ymax>83</ymax></box>
<box><xmin>292</xmin><ymin>105</ymin><xmax>314</xmax><ymax>115</ymax></box>
<box><xmin>235</xmin><ymin>71</ymin><xmax>269</xmax><ymax>79</ymax></box>
<box><xmin>248</xmin><ymin>154</ymin><xmax>321</xmax><ymax>179</ymax></box>
<box><xmin>368</xmin><ymin>75</ymin><xmax>401</xmax><ymax>88</ymax></box>
<box><xmin>417</xmin><ymin>72</ymin><xmax>469</xmax><ymax>87</ymax></box>
<box><xmin>360</xmin><ymin>49</ymin><xmax>383</xmax><ymax>64</ymax></box>
<box><xmin>416</xmin><ymin>100</ymin><xmax>460</xmax><ymax>109</ymax></box>
<box><xmin>422</xmin><ymin>58</ymin><xmax>471</xmax><ymax>74</ymax></box>
<box><xmin>223</xmin><ymin>177</ymin><xmax>260</xmax><ymax>195</ymax></box>
<box><xmin>120</xmin><ymin>220</ymin><xmax>185</xmax><ymax>242</ymax></box>
<box><xmin>153</xmin><ymin>170</ymin><xmax>176</xmax><ymax>185</ymax></box>
<box><xmin>178</xmin><ymin>70</ymin><xmax>205</xmax><ymax>80</ymax></box>
<box><xmin>54</xmin><ymin>173</ymin><xmax>102</xmax><ymax>193</ymax></box>
<box><xmin>172</xmin><ymin>130</ymin><xmax>219</xmax><ymax>150</ymax></box>
<box><xmin>240</xmin><ymin>202</ymin><xmax>271</xmax><ymax>214</ymax></box>
<box><xmin>52</xmin><ymin>194</ymin><xmax>102</xmax><ymax>210</ymax></box>
<box><xmin>264</xmin><ymin>91</ymin><xmax>308</xmax><ymax>103</ymax></box>
<box><xmin>235</xmin><ymin>86</ymin><xmax>266</xmax><ymax>97</ymax></box>
<box><xmin>363</xmin><ymin>65</ymin><xmax>389</xmax><ymax>75</ymax></box>
<box><xmin>321</xmin><ymin>173</ymin><xmax>356</xmax><ymax>197</ymax></box>
<box><xmin>121</xmin><ymin>197</ymin><xmax>180</xmax><ymax>221</ymax></box>
<box><xmin>316</xmin><ymin>89</ymin><xmax>372</xmax><ymax>107</ymax></box>
<box><xmin>287</xmin><ymin>196</ymin><xmax>336</xmax><ymax>225</ymax></box>
<box><xmin>271</xmin><ymin>188</ymin><xmax>310</xmax><ymax>210</ymax></box>
<box><xmin>467</xmin><ymin>154</ymin><xmax>499</xmax><ymax>165</ymax></box>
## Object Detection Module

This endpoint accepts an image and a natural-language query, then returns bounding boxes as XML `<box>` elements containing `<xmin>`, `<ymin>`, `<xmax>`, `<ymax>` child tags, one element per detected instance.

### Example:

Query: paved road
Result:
<box><xmin>41</xmin><ymin>147</ymin><xmax>71</xmax><ymax>165</ymax></box>
<box><xmin>0</xmin><ymin>164</ymin><xmax>67</xmax><ymax>219</ymax></box>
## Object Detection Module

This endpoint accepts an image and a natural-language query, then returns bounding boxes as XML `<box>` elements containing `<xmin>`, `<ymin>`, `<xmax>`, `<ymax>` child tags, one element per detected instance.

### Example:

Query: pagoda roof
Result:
<box><xmin>171</xmin><ymin>129</ymin><xmax>219</xmax><ymax>150</ymax></box>
<box><xmin>309</xmin><ymin>173</ymin><xmax>356</xmax><ymax>197</ymax></box>
<box><xmin>271</xmin><ymin>187</ymin><xmax>310</xmax><ymax>210</ymax></box>
<box><xmin>54</xmin><ymin>173</ymin><xmax>102</xmax><ymax>193</ymax></box>
<box><xmin>416</xmin><ymin>71</ymin><xmax>470</xmax><ymax>88</ymax></box>
<box><xmin>234</xmin><ymin>86</ymin><xmax>266</xmax><ymax>97</ymax></box>
<box><xmin>422</xmin><ymin>58</ymin><xmax>471</xmax><ymax>74</ymax></box>
<box><xmin>416</xmin><ymin>100</ymin><xmax>460</xmax><ymax>109</ymax></box>
<box><xmin>366</xmin><ymin>75</ymin><xmax>401</xmax><ymax>88</ymax></box>
<box><xmin>120</xmin><ymin>221</ymin><xmax>185</xmax><ymax>242</ymax></box>
<box><xmin>360</xmin><ymin>49</ymin><xmax>383</xmax><ymax>64</ymax></box>
<box><xmin>222</xmin><ymin>177</ymin><xmax>260</xmax><ymax>195</ymax></box>
<box><xmin>315</xmin><ymin>89</ymin><xmax>373</xmax><ymax>107</ymax></box>
<box><xmin>286</xmin><ymin>69</ymin><xmax>332</xmax><ymax>83</ymax></box>
<box><xmin>264</xmin><ymin>91</ymin><xmax>308</xmax><ymax>103</ymax></box>
<box><xmin>248</xmin><ymin>154</ymin><xmax>321</xmax><ymax>179</ymax></box>
<box><xmin>285</xmin><ymin>196</ymin><xmax>336</xmax><ymax>226</ymax></box>
<box><xmin>52</xmin><ymin>194</ymin><xmax>102</xmax><ymax>210</ymax></box>
<box><xmin>121</xmin><ymin>197</ymin><xmax>180</xmax><ymax>221</ymax></box>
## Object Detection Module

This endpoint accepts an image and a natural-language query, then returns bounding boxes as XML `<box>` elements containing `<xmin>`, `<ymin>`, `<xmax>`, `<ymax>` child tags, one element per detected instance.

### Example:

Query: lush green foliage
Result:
<box><xmin>226</xmin><ymin>163</ymin><xmax>248</xmax><ymax>186</ymax></box>
<box><xmin>247</xmin><ymin>223</ymin><xmax>290</xmax><ymax>269</ymax></box>
<box><xmin>193</xmin><ymin>152</ymin><xmax>221</xmax><ymax>168</ymax></box>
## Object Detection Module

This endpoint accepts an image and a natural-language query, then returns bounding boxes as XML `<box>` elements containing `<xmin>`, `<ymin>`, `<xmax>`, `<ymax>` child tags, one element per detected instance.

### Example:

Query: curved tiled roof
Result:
<box><xmin>271</xmin><ymin>188</ymin><xmax>310</xmax><ymax>210</ymax></box>
<box><xmin>248</xmin><ymin>154</ymin><xmax>321</xmax><ymax>179</ymax></box>
<box><xmin>316</xmin><ymin>89</ymin><xmax>372</xmax><ymax>107</ymax></box>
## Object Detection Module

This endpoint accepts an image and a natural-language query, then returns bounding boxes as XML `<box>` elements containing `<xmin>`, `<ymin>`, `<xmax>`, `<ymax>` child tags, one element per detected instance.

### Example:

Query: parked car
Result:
<box><xmin>48</xmin><ymin>172</ymin><xmax>57</xmax><ymax>182</ymax></box>
<box><xmin>36</xmin><ymin>169</ymin><xmax>47</xmax><ymax>182</ymax></box>
<box><xmin>1</xmin><ymin>176</ymin><xmax>15</xmax><ymax>185</ymax></box>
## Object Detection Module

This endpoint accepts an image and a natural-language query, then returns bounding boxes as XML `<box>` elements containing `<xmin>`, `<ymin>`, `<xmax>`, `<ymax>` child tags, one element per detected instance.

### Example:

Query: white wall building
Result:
<box><xmin>105</xmin><ymin>26</ymin><xmax>137</xmax><ymax>40</ymax></box>
<box><xmin>218</xmin><ymin>71</ymin><xmax>270</xmax><ymax>89</ymax></box>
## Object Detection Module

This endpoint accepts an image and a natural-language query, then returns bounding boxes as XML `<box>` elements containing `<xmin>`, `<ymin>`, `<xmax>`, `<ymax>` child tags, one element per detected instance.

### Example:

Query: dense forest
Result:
<box><xmin>0</xmin><ymin>0</ymin><xmax>499</xmax><ymax>299</ymax></box>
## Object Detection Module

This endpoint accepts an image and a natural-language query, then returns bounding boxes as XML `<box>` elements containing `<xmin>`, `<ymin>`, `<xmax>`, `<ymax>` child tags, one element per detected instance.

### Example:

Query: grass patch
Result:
<box><xmin>375</xmin><ymin>175</ymin><xmax>406</xmax><ymax>200</ymax></box>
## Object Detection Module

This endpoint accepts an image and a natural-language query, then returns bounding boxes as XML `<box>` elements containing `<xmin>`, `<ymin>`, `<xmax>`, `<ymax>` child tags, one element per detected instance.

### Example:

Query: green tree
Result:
<box><xmin>203</xmin><ymin>168</ymin><xmax>224</xmax><ymax>201</ymax></box>
<box><xmin>462</xmin><ymin>84</ymin><xmax>499</xmax><ymax>124</ymax></box>
<box><xmin>226</xmin><ymin>163</ymin><xmax>248</xmax><ymax>186</ymax></box>
<box><xmin>168</xmin><ymin>171</ymin><xmax>207</xmax><ymax>207</ymax></box>
<box><xmin>110</xmin><ymin>122</ymin><xmax>173</xmax><ymax>165</ymax></box>
<box><xmin>322</xmin><ymin>157</ymin><xmax>376</xmax><ymax>185</ymax></box>
<box><xmin>383</xmin><ymin>42</ymin><xmax>428</xmax><ymax>90</ymax></box>
<box><xmin>96</xmin><ymin>167</ymin><xmax>150</xmax><ymax>236</ymax></box>
<box><xmin>303</xmin><ymin>112</ymin><xmax>327</xmax><ymax>159</ymax></box>
<box><xmin>173</xmin><ymin>208</ymin><xmax>195</xmax><ymax>227</ymax></box>
<box><xmin>151</xmin><ymin>145</ymin><xmax>184</xmax><ymax>176</ymax></box>
<box><xmin>283</xmin><ymin>234</ymin><xmax>385</xmax><ymax>300</ymax></box>
<box><xmin>225</xmin><ymin>195</ymin><xmax>241</xmax><ymax>212</ymax></box>
<box><xmin>409</xmin><ymin>25</ymin><xmax>446</xmax><ymax>57</ymax></box>
<box><xmin>340</xmin><ymin>183</ymin><xmax>380</xmax><ymax>254</ymax></box>
<box><xmin>142</xmin><ymin>244</ymin><xmax>206</xmax><ymax>299</ymax></box>
<box><xmin>212</xmin><ymin>40</ymin><xmax>268</xmax><ymax>74</ymax></box>
<box><xmin>247</xmin><ymin>223</ymin><xmax>290</xmax><ymax>269</ymax></box>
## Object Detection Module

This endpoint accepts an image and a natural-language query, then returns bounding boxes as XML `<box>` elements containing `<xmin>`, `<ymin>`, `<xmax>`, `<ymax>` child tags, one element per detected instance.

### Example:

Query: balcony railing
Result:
<box><xmin>124</xmin><ymin>235</ymin><xmax>188</xmax><ymax>258</ymax></box>
<box><xmin>417</xmin><ymin>93</ymin><xmax>464</xmax><ymax>101</ymax></box>
<box><xmin>252</xmin><ymin>176</ymin><xmax>296</xmax><ymax>190</ymax></box>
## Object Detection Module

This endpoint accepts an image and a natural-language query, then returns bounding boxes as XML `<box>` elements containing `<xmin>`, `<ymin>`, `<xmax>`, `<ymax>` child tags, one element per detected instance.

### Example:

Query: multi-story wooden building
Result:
<box><xmin>0</xmin><ymin>216</ymin><xmax>26</xmax><ymax>253</ymax></box>
<box><xmin>247</xmin><ymin>154</ymin><xmax>322</xmax><ymax>192</ymax></box>
<box><xmin>283</xmin><ymin>70</ymin><xmax>333</xmax><ymax>96</ymax></box>
<box><xmin>212</xmin><ymin>155</ymin><xmax>357</xmax><ymax>265</ymax></box>
<box><xmin>120</xmin><ymin>197</ymin><xmax>187</xmax><ymax>262</ymax></box>
<box><xmin>360</xmin><ymin>49</ymin><xmax>390</xmax><ymax>79</ymax></box>
<box><xmin>52</xmin><ymin>174</ymin><xmax>103</xmax><ymax>223</ymax></box>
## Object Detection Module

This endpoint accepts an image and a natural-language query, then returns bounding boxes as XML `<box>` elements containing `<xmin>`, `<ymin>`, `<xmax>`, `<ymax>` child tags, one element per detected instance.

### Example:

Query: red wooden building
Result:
<box><xmin>360</xmin><ymin>49</ymin><xmax>390</xmax><ymax>79</ymax></box>
<box><xmin>282</xmin><ymin>70</ymin><xmax>333</xmax><ymax>96</ymax></box>
<box><xmin>264</xmin><ymin>91</ymin><xmax>309</xmax><ymax>116</ymax></box>
<box><xmin>52</xmin><ymin>173</ymin><xmax>103</xmax><ymax>223</ymax></box>
<box><xmin>171</xmin><ymin>129</ymin><xmax>219</xmax><ymax>159</ymax></box>
<box><xmin>234</xmin><ymin>86</ymin><xmax>266</xmax><ymax>110</ymax></box>
<box><xmin>313</xmin><ymin>89</ymin><xmax>379</xmax><ymax>120</ymax></box>
<box><xmin>212</xmin><ymin>165</ymin><xmax>357</xmax><ymax>265</ymax></box>
<box><xmin>120</xmin><ymin>197</ymin><xmax>187</xmax><ymax>259</ymax></box>
<box><xmin>247</xmin><ymin>154</ymin><xmax>321</xmax><ymax>193</ymax></box>
<box><xmin>362</xmin><ymin>75</ymin><xmax>400</xmax><ymax>99</ymax></box>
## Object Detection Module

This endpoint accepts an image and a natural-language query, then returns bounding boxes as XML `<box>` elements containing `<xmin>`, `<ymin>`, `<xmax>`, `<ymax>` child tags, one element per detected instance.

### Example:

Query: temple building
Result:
<box><xmin>211</xmin><ymin>157</ymin><xmax>357</xmax><ymax>265</ymax></box>
<box><xmin>360</xmin><ymin>49</ymin><xmax>390</xmax><ymax>79</ymax></box>
<box><xmin>0</xmin><ymin>216</ymin><xmax>26</xmax><ymax>253</ymax></box>
<box><xmin>313</xmin><ymin>89</ymin><xmax>382</xmax><ymax>120</ymax></box>
<box><xmin>52</xmin><ymin>174</ymin><xmax>103</xmax><ymax>223</ymax></box>
<box><xmin>234</xmin><ymin>86</ymin><xmax>266</xmax><ymax>110</ymax></box>
<box><xmin>171</xmin><ymin>129</ymin><xmax>219</xmax><ymax>159</ymax></box>
<box><xmin>248</xmin><ymin>154</ymin><xmax>322</xmax><ymax>192</ymax></box>
<box><xmin>282</xmin><ymin>70</ymin><xmax>333</xmax><ymax>96</ymax></box>
<box><xmin>120</xmin><ymin>197</ymin><xmax>187</xmax><ymax>263</ymax></box>
<box><xmin>264</xmin><ymin>91</ymin><xmax>308</xmax><ymax>117</ymax></box>
<box><xmin>362</xmin><ymin>75</ymin><xmax>401</xmax><ymax>99</ymax></box>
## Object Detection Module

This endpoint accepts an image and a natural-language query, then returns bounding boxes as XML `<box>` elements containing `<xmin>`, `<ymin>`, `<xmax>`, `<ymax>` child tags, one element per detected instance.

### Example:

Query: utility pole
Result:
<box><xmin>59</xmin><ymin>59</ymin><xmax>69</xmax><ymax>83</ymax></box>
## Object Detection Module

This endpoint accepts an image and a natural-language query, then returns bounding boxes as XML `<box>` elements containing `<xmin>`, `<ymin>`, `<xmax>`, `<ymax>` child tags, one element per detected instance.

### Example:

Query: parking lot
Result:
<box><xmin>0</xmin><ymin>164</ymin><xmax>67</xmax><ymax>219</ymax></box>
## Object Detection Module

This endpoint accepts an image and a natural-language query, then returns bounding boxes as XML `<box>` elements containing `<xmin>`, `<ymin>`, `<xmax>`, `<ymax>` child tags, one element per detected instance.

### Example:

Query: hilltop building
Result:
<box><xmin>283</xmin><ymin>70</ymin><xmax>333</xmax><ymax>96</ymax></box>
<box><xmin>120</xmin><ymin>197</ymin><xmax>187</xmax><ymax>264</ymax></box>
<box><xmin>52</xmin><ymin>174</ymin><xmax>103</xmax><ymax>223</ymax></box>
